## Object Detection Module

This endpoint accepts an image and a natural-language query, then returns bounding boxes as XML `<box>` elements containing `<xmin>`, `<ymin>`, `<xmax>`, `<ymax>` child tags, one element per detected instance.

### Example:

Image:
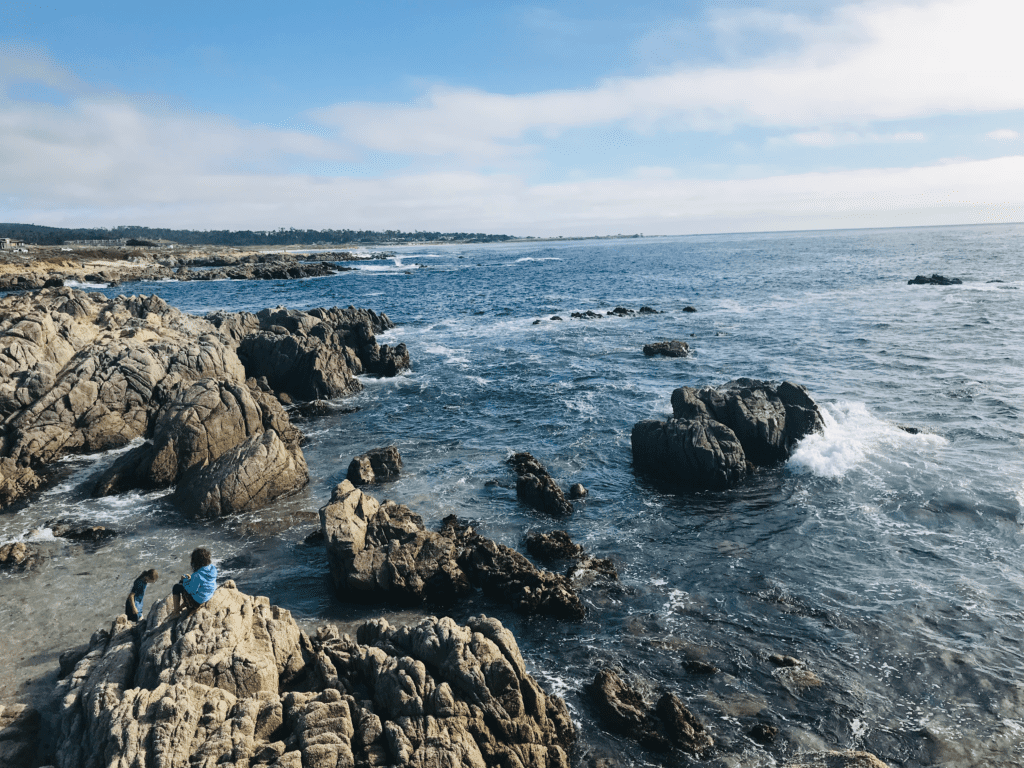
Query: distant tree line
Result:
<box><xmin>0</xmin><ymin>224</ymin><xmax>517</xmax><ymax>247</ymax></box>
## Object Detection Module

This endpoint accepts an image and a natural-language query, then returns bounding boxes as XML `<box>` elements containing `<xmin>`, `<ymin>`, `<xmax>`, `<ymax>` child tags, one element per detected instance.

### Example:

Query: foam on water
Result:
<box><xmin>788</xmin><ymin>401</ymin><xmax>948</xmax><ymax>479</ymax></box>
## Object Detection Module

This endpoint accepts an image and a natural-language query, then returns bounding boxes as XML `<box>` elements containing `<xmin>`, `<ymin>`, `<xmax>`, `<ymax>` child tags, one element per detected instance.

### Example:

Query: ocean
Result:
<box><xmin>1</xmin><ymin>223</ymin><xmax>1022</xmax><ymax>766</ymax></box>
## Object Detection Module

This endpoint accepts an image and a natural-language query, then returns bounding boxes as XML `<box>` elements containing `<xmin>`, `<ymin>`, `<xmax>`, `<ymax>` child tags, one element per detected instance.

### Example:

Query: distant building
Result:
<box><xmin>63</xmin><ymin>238</ymin><xmax>129</xmax><ymax>247</ymax></box>
<box><xmin>0</xmin><ymin>238</ymin><xmax>25</xmax><ymax>250</ymax></box>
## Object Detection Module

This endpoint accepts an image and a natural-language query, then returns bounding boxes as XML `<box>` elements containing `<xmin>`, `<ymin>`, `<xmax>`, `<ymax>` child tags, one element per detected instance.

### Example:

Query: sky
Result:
<box><xmin>1</xmin><ymin>0</ymin><xmax>1023</xmax><ymax>237</ymax></box>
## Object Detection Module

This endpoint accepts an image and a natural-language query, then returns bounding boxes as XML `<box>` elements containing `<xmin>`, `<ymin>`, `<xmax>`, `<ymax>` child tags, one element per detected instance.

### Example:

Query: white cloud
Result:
<box><xmin>314</xmin><ymin>0</ymin><xmax>1024</xmax><ymax>159</ymax></box>
<box><xmin>987</xmin><ymin>129</ymin><xmax>1020</xmax><ymax>141</ymax></box>
<box><xmin>772</xmin><ymin>130</ymin><xmax>926</xmax><ymax>147</ymax></box>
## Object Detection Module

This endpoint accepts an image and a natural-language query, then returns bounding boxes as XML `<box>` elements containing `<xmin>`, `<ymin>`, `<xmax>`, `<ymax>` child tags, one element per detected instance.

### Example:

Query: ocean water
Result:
<box><xmin>1</xmin><ymin>224</ymin><xmax>1022</xmax><ymax>766</ymax></box>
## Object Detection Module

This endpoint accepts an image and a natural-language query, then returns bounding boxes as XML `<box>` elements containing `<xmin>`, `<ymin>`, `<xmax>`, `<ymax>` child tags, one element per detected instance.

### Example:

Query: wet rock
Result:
<box><xmin>586</xmin><ymin>669</ymin><xmax>712</xmax><ymax>756</ymax></box>
<box><xmin>320</xmin><ymin>482</ymin><xmax>586</xmax><ymax>618</ymax></box>
<box><xmin>632</xmin><ymin>379</ymin><xmax>824</xmax><ymax>491</ymax></box>
<box><xmin>571</xmin><ymin>310</ymin><xmax>603</xmax><ymax>319</ymax></box>
<box><xmin>643</xmin><ymin>340</ymin><xmax>691</xmax><ymax>357</ymax></box>
<box><xmin>908</xmin><ymin>274</ymin><xmax>962</xmax><ymax>285</ymax></box>
<box><xmin>173</xmin><ymin>429</ymin><xmax>310</xmax><ymax>518</ymax></box>
<box><xmin>526</xmin><ymin>530</ymin><xmax>585</xmax><ymax>562</ymax></box>
<box><xmin>346</xmin><ymin>445</ymin><xmax>402</xmax><ymax>485</ymax></box>
<box><xmin>212</xmin><ymin>305</ymin><xmax>410</xmax><ymax>401</ymax></box>
<box><xmin>0</xmin><ymin>458</ymin><xmax>44</xmax><ymax>508</ymax></box>
<box><xmin>749</xmin><ymin>722</ymin><xmax>779</xmax><ymax>744</ymax></box>
<box><xmin>682</xmin><ymin>305</ymin><xmax>697</xmax><ymax>312</ymax></box>
<box><xmin>607</xmin><ymin>307</ymin><xmax>636</xmax><ymax>317</ymax></box>
<box><xmin>638</xmin><ymin>306</ymin><xmax>660</xmax><ymax>314</ymax></box>
<box><xmin>550</xmin><ymin>315</ymin><xmax>563</xmax><ymax>321</ymax></box>
<box><xmin>569</xmin><ymin>482</ymin><xmax>587</xmax><ymax>498</ymax></box>
<box><xmin>508</xmin><ymin>452</ymin><xmax>573</xmax><ymax>516</ymax></box>
<box><xmin>683</xmin><ymin>659</ymin><xmax>719</xmax><ymax>675</ymax></box>
<box><xmin>46</xmin><ymin>519</ymin><xmax>118</xmax><ymax>543</ymax></box>
<box><xmin>0</xmin><ymin>541</ymin><xmax>42</xmax><ymax>570</ymax></box>
<box><xmin>94</xmin><ymin>378</ymin><xmax>304</xmax><ymax>509</ymax></box>
<box><xmin>50</xmin><ymin>584</ymin><xmax>575</xmax><ymax>768</ymax></box>
<box><xmin>784</xmin><ymin>751</ymin><xmax>891</xmax><ymax>768</ymax></box>
<box><xmin>0</xmin><ymin>703</ymin><xmax>41</xmax><ymax>767</ymax></box>
<box><xmin>769</xmin><ymin>653</ymin><xmax>802</xmax><ymax>667</ymax></box>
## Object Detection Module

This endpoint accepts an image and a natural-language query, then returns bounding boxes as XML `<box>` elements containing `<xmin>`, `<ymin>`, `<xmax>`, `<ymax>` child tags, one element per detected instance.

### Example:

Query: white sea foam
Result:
<box><xmin>511</xmin><ymin>257</ymin><xmax>562</xmax><ymax>263</ymax></box>
<box><xmin>788</xmin><ymin>401</ymin><xmax>948</xmax><ymax>478</ymax></box>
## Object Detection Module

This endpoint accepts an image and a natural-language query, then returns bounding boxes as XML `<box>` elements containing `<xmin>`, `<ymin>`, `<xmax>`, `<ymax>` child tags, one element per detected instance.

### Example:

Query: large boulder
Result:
<box><xmin>632</xmin><ymin>379</ymin><xmax>824</xmax><ymax>490</ymax></box>
<box><xmin>0</xmin><ymin>703</ymin><xmax>41</xmax><ymax>768</ymax></box>
<box><xmin>346</xmin><ymin>445</ymin><xmax>402</xmax><ymax>485</ymax></box>
<box><xmin>643</xmin><ymin>340</ymin><xmax>690</xmax><ymax>357</ymax></box>
<box><xmin>209</xmin><ymin>305</ymin><xmax>410</xmax><ymax>401</ymax></box>
<box><xmin>93</xmin><ymin>378</ymin><xmax>302</xmax><ymax>498</ymax></box>
<box><xmin>173</xmin><ymin>429</ymin><xmax>309</xmax><ymax>518</ymax></box>
<box><xmin>50</xmin><ymin>583</ymin><xmax>575</xmax><ymax>768</ymax></box>
<box><xmin>320</xmin><ymin>481</ymin><xmax>586</xmax><ymax>619</ymax></box>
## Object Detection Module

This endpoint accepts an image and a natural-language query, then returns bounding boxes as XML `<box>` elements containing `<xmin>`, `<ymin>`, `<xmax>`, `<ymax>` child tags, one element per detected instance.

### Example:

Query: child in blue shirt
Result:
<box><xmin>171</xmin><ymin>547</ymin><xmax>218</xmax><ymax>617</ymax></box>
<box><xmin>125</xmin><ymin>569</ymin><xmax>158</xmax><ymax>622</ymax></box>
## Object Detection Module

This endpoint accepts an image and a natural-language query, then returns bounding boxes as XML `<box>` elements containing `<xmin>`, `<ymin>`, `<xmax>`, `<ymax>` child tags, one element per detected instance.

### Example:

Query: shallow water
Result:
<box><xmin>2</xmin><ymin>224</ymin><xmax>1023</xmax><ymax>766</ymax></box>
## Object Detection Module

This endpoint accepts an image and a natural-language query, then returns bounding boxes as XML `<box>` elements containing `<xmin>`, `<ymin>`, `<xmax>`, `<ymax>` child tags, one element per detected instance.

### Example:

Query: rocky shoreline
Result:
<box><xmin>0</xmin><ymin>278</ymin><xmax>895</xmax><ymax>767</ymax></box>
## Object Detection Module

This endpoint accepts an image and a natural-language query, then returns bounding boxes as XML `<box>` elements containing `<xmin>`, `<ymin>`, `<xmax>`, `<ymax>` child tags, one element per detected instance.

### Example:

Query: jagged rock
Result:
<box><xmin>526</xmin><ymin>530</ymin><xmax>585</xmax><ymax>563</ymax></box>
<box><xmin>682</xmin><ymin>305</ymin><xmax>697</xmax><ymax>312</ymax></box>
<box><xmin>632</xmin><ymin>379</ymin><xmax>824</xmax><ymax>490</ymax></box>
<box><xmin>586</xmin><ymin>669</ymin><xmax>712</xmax><ymax>756</ymax></box>
<box><xmin>643</xmin><ymin>340</ymin><xmax>691</xmax><ymax>357</ymax></box>
<box><xmin>0</xmin><ymin>289</ymin><xmax>402</xmax><ymax>510</ymax></box>
<box><xmin>173</xmin><ymin>429</ymin><xmax>309</xmax><ymax>518</ymax></box>
<box><xmin>508</xmin><ymin>452</ymin><xmax>573</xmax><ymax>516</ymax></box>
<box><xmin>607</xmin><ymin>307</ymin><xmax>635</xmax><ymax>317</ymax></box>
<box><xmin>210</xmin><ymin>305</ymin><xmax>409</xmax><ymax>401</ymax></box>
<box><xmin>638</xmin><ymin>306</ymin><xmax>659</xmax><ymax>314</ymax></box>
<box><xmin>50</xmin><ymin>583</ymin><xmax>574</xmax><ymax>768</ymax></box>
<box><xmin>568</xmin><ymin>482</ymin><xmax>587</xmax><ymax>499</ymax></box>
<box><xmin>0</xmin><ymin>703</ymin><xmax>41</xmax><ymax>767</ymax></box>
<box><xmin>93</xmin><ymin>378</ymin><xmax>302</xmax><ymax>498</ymax></box>
<box><xmin>320</xmin><ymin>480</ymin><xmax>471</xmax><ymax>605</ymax></box>
<box><xmin>346</xmin><ymin>446</ymin><xmax>402</xmax><ymax>485</ymax></box>
<box><xmin>784</xmin><ymin>751</ymin><xmax>890</xmax><ymax>768</ymax></box>
<box><xmin>0</xmin><ymin>541</ymin><xmax>41</xmax><ymax>570</ymax></box>
<box><xmin>570</xmin><ymin>310</ymin><xmax>603</xmax><ymax>320</ymax></box>
<box><xmin>908</xmin><ymin>274</ymin><xmax>962</xmax><ymax>285</ymax></box>
<box><xmin>45</xmin><ymin>519</ymin><xmax>118</xmax><ymax>543</ymax></box>
<box><xmin>749</xmin><ymin>722</ymin><xmax>779</xmax><ymax>744</ymax></box>
<box><xmin>320</xmin><ymin>482</ymin><xmax>586</xmax><ymax>618</ymax></box>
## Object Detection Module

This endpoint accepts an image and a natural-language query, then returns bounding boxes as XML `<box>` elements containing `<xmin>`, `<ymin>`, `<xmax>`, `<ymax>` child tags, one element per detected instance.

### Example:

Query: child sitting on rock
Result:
<box><xmin>171</xmin><ymin>547</ymin><xmax>217</xmax><ymax>617</ymax></box>
<box><xmin>125</xmin><ymin>568</ymin><xmax>158</xmax><ymax>622</ymax></box>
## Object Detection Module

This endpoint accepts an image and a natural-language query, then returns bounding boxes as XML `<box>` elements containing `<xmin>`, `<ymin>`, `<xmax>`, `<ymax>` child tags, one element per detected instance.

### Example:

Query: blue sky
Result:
<box><xmin>2</xmin><ymin>0</ymin><xmax>1023</xmax><ymax>236</ymax></box>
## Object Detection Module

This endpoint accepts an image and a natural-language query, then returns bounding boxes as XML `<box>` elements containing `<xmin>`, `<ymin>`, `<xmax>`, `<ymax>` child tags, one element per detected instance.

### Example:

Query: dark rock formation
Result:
<box><xmin>749</xmin><ymin>722</ymin><xmax>779</xmax><ymax>744</ymax></box>
<box><xmin>568</xmin><ymin>482</ymin><xmax>587</xmax><ymax>499</ymax></box>
<box><xmin>526</xmin><ymin>530</ymin><xmax>584</xmax><ymax>563</ymax></box>
<box><xmin>50</xmin><ymin>583</ymin><xmax>575</xmax><ymax>768</ymax></box>
<box><xmin>508</xmin><ymin>452</ymin><xmax>573</xmax><ymax>516</ymax></box>
<box><xmin>210</xmin><ymin>305</ymin><xmax>409</xmax><ymax>401</ymax></box>
<box><xmin>586</xmin><ymin>668</ymin><xmax>713</xmax><ymax>756</ymax></box>
<box><xmin>346</xmin><ymin>445</ymin><xmax>402</xmax><ymax>485</ymax></box>
<box><xmin>643</xmin><ymin>340</ymin><xmax>691</xmax><ymax>358</ymax></box>
<box><xmin>785</xmin><ymin>752</ymin><xmax>890</xmax><ymax>768</ymax></box>
<box><xmin>607</xmin><ymin>307</ymin><xmax>635</xmax><ymax>317</ymax></box>
<box><xmin>0</xmin><ymin>541</ymin><xmax>41</xmax><ymax>570</ymax></box>
<box><xmin>908</xmin><ymin>274</ymin><xmax>962</xmax><ymax>285</ymax></box>
<box><xmin>45</xmin><ymin>519</ymin><xmax>117</xmax><ymax>543</ymax></box>
<box><xmin>639</xmin><ymin>306</ymin><xmax>659</xmax><ymax>314</ymax></box>
<box><xmin>176</xmin><ymin>261</ymin><xmax>345</xmax><ymax>281</ymax></box>
<box><xmin>0</xmin><ymin>703</ymin><xmax>41</xmax><ymax>767</ymax></box>
<box><xmin>632</xmin><ymin>379</ymin><xmax>823</xmax><ymax>491</ymax></box>
<box><xmin>571</xmin><ymin>311</ymin><xmax>603</xmax><ymax>320</ymax></box>
<box><xmin>320</xmin><ymin>481</ymin><xmax>586</xmax><ymax>619</ymax></box>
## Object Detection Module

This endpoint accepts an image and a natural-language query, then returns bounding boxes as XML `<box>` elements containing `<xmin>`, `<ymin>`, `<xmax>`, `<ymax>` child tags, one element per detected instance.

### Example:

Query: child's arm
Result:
<box><xmin>127</xmin><ymin>592</ymin><xmax>139</xmax><ymax>620</ymax></box>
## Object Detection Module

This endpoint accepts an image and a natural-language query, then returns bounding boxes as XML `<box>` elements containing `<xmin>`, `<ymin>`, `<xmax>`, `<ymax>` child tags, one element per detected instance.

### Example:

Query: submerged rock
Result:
<box><xmin>50</xmin><ymin>583</ymin><xmax>575</xmax><ymax>768</ymax></box>
<box><xmin>320</xmin><ymin>481</ymin><xmax>587</xmax><ymax>619</ymax></box>
<box><xmin>642</xmin><ymin>340</ymin><xmax>691</xmax><ymax>358</ymax></box>
<box><xmin>632</xmin><ymin>379</ymin><xmax>824</xmax><ymax>491</ymax></box>
<box><xmin>586</xmin><ymin>668</ymin><xmax>713</xmax><ymax>756</ymax></box>
<box><xmin>784</xmin><ymin>751</ymin><xmax>891</xmax><ymax>767</ymax></box>
<box><xmin>346</xmin><ymin>445</ymin><xmax>402</xmax><ymax>485</ymax></box>
<box><xmin>908</xmin><ymin>274</ymin><xmax>962</xmax><ymax>285</ymax></box>
<box><xmin>0</xmin><ymin>541</ymin><xmax>42</xmax><ymax>570</ymax></box>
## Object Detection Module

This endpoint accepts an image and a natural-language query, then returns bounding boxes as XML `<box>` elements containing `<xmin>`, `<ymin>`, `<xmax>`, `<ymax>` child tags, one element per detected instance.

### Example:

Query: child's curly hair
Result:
<box><xmin>190</xmin><ymin>547</ymin><xmax>212</xmax><ymax>570</ymax></box>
